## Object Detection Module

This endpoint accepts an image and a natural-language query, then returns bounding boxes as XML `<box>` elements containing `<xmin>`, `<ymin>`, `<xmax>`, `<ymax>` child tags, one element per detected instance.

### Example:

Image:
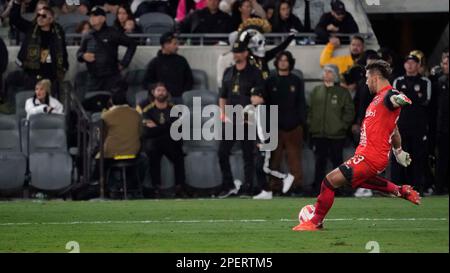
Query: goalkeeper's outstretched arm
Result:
<box><xmin>392</xmin><ymin>126</ymin><xmax>402</xmax><ymax>149</ymax></box>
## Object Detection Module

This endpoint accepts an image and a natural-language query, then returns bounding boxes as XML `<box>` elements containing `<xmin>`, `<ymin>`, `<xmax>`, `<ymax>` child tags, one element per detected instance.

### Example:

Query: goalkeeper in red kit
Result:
<box><xmin>293</xmin><ymin>60</ymin><xmax>421</xmax><ymax>232</ymax></box>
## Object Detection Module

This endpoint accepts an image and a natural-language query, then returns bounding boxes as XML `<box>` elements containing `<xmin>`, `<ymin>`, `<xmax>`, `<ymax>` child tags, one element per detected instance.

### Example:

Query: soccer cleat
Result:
<box><xmin>282</xmin><ymin>174</ymin><xmax>294</xmax><ymax>194</ymax></box>
<box><xmin>292</xmin><ymin>220</ymin><xmax>322</xmax><ymax>231</ymax></box>
<box><xmin>252</xmin><ymin>190</ymin><xmax>273</xmax><ymax>200</ymax></box>
<box><xmin>400</xmin><ymin>185</ymin><xmax>421</xmax><ymax>205</ymax></box>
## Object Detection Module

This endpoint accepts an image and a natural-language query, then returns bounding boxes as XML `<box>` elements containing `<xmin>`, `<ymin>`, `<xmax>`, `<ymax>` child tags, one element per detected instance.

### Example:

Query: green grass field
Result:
<box><xmin>0</xmin><ymin>196</ymin><xmax>448</xmax><ymax>253</ymax></box>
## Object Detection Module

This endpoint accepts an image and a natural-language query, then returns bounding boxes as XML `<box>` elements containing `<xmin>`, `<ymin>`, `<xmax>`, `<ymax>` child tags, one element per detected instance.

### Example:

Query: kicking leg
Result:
<box><xmin>292</xmin><ymin>167</ymin><xmax>347</xmax><ymax>231</ymax></box>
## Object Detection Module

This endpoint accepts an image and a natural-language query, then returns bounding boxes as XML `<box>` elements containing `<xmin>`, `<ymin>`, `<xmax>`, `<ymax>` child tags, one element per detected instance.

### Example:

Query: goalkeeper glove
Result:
<box><xmin>393</xmin><ymin>147</ymin><xmax>412</xmax><ymax>167</ymax></box>
<box><xmin>391</xmin><ymin>93</ymin><xmax>412</xmax><ymax>107</ymax></box>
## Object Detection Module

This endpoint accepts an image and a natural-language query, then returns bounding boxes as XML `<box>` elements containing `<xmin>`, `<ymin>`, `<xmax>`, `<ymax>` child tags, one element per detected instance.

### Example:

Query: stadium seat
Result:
<box><xmin>0</xmin><ymin>114</ymin><xmax>26</xmax><ymax>190</ymax></box>
<box><xmin>56</xmin><ymin>13</ymin><xmax>89</xmax><ymax>34</ymax></box>
<box><xmin>28</xmin><ymin>114</ymin><xmax>72</xmax><ymax>191</ymax></box>
<box><xmin>138</xmin><ymin>12</ymin><xmax>174</xmax><ymax>35</ymax></box>
<box><xmin>191</xmin><ymin>69</ymin><xmax>209</xmax><ymax>90</ymax></box>
<box><xmin>15</xmin><ymin>90</ymin><xmax>34</xmax><ymax>120</ymax></box>
<box><xmin>184</xmin><ymin>151</ymin><xmax>222</xmax><ymax>189</ymax></box>
<box><xmin>125</xmin><ymin>69</ymin><xmax>147</xmax><ymax>106</ymax></box>
<box><xmin>182</xmin><ymin>90</ymin><xmax>218</xmax><ymax>108</ymax></box>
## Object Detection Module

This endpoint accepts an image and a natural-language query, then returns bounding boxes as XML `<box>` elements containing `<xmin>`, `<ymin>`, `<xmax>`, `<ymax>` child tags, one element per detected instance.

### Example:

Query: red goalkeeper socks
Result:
<box><xmin>360</xmin><ymin>176</ymin><xmax>401</xmax><ymax>196</ymax></box>
<box><xmin>311</xmin><ymin>178</ymin><xmax>336</xmax><ymax>226</ymax></box>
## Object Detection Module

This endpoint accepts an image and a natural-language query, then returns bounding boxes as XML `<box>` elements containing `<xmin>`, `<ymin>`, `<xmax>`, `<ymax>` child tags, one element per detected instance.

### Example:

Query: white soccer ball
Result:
<box><xmin>298</xmin><ymin>204</ymin><xmax>315</xmax><ymax>224</ymax></box>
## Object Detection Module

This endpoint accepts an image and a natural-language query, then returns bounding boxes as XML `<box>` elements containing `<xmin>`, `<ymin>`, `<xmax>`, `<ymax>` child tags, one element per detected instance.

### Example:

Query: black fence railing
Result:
<box><xmin>61</xmin><ymin>32</ymin><xmax>373</xmax><ymax>46</ymax></box>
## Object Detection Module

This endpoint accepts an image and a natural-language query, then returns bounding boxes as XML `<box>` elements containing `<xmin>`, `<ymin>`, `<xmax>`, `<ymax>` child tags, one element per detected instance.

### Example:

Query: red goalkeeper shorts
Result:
<box><xmin>338</xmin><ymin>154</ymin><xmax>380</xmax><ymax>188</ymax></box>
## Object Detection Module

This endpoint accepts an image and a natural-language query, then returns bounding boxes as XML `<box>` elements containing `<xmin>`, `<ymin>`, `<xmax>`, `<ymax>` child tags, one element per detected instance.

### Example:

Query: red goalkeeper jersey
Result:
<box><xmin>355</xmin><ymin>85</ymin><xmax>401</xmax><ymax>171</ymax></box>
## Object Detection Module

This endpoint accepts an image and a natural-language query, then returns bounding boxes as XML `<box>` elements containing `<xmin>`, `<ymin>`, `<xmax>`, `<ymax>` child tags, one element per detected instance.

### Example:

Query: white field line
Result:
<box><xmin>0</xmin><ymin>218</ymin><xmax>447</xmax><ymax>226</ymax></box>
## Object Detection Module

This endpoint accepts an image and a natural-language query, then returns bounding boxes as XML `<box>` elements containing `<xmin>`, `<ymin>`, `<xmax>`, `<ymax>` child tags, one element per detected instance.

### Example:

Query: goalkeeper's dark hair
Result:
<box><xmin>365</xmin><ymin>60</ymin><xmax>392</xmax><ymax>80</ymax></box>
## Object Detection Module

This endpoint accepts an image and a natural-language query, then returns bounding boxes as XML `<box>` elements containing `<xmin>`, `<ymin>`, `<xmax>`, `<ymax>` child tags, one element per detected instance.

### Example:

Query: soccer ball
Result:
<box><xmin>298</xmin><ymin>204</ymin><xmax>315</xmax><ymax>224</ymax></box>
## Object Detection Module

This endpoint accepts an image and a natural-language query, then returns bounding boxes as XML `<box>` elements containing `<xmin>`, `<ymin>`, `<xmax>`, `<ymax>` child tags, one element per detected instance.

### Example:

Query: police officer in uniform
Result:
<box><xmin>391</xmin><ymin>54</ymin><xmax>432</xmax><ymax>194</ymax></box>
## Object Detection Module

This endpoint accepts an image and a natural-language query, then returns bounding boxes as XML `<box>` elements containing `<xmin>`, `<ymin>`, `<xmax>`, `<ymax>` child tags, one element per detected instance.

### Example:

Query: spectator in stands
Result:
<box><xmin>137</xmin><ymin>82</ymin><xmax>187</xmax><ymax>197</ymax></box>
<box><xmin>113</xmin><ymin>4</ymin><xmax>132</xmax><ymax>32</ymax></box>
<box><xmin>113</xmin><ymin>4</ymin><xmax>141</xmax><ymax>33</ymax></box>
<box><xmin>123</xmin><ymin>18</ymin><xmax>139</xmax><ymax>34</ymax></box>
<box><xmin>218</xmin><ymin>35</ymin><xmax>265</xmax><ymax>198</ymax></box>
<box><xmin>270</xmin><ymin>0</ymin><xmax>304</xmax><ymax>33</ymax></box>
<box><xmin>217</xmin><ymin>31</ymin><xmax>238</xmax><ymax>89</ymax></box>
<box><xmin>178</xmin><ymin>0</ymin><xmax>232</xmax><ymax>35</ymax></box>
<box><xmin>391</xmin><ymin>55</ymin><xmax>432</xmax><ymax>195</ymax></box>
<box><xmin>176</xmin><ymin>0</ymin><xmax>206</xmax><ymax>22</ymax></box>
<box><xmin>0</xmin><ymin>37</ymin><xmax>7</xmax><ymax>102</ymax></box>
<box><xmin>320</xmin><ymin>35</ymin><xmax>364</xmax><ymax>74</ymax></box>
<box><xmin>262</xmin><ymin>0</ymin><xmax>275</xmax><ymax>21</ymax></box>
<box><xmin>75</xmin><ymin>20</ymin><xmax>91</xmax><ymax>34</ymax></box>
<box><xmin>258</xmin><ymin>51</ymin><xmax>306</xmax><ymax>197</ymax></box>
<box><xmin>131</xmin><ymin>0</ymin><xmax>175</xmax><ymax>18</ymax></box>
<box><xmin>230</xmin><ymin>0</ymin><xmax>265</xmax><ymax>31</ymax></box>
<box><xmin>435</xmin><ymin>51</ymin><xmax>449</xmax><ymax>195</ymax></box>
<box><xmin>104</xmin><ymin>0</ymin><xmax>120</xmax><ymax>15</ymax></box>
<box><xmin>314</xmin><ymin>0</ymin><xmax>359</xmax><ymax>44</ymax></box>
<box><xmin>101</xmin><ymin>89</ymin><xmax>141</xmax><ymax>159</ymax></box>
<box><xmin>308</xmin><ymin>64</ymin><xmax>354</xmax><ymax>195</ymax></box>
<box><xmin>10</xmin><ymin>0</ymin><xmax>68</xmax><ymax>99</ymax></box>
<box><xmin>54</xmin><ymin>0</ymin><xmax>90</xmax><ymax>15</ymax></box>
<box><xmin>25</xmin><ymin>79</ymin><xmax>63</xmax><ymax>119</ymax></box>
<box><xmin>142</xmin><ymin>32</ymin><xmax>193</xmax><ymax>104</ymax></box>
<box><xmin>77</xmin><ymin>6</ymin><xmax>137</xmax><ymax>91</ymax></box>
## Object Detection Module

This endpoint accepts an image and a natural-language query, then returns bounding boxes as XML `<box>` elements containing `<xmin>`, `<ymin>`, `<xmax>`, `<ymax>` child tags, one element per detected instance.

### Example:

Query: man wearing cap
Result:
<box><xmin>77</xmin><ymin>6</ymin><xmax>137</xmax><ymax>92</ymax></box>
<box><xmin>9</xmin><ymin>0</ymin><xmax>69</xmax><ymax>99</ymax></box>
<box><xmin>308</xmin><ymin>63</ymin><xmax>355</xmax><ymax>195</ymax></box>
<box><xmin>314</xmin><ymin>0</ymin><xmax>359</xmax><ymax>44</ymax></box>
<box><xmin>391</xmin><ymin>54</ymin><xmax>432</xmax><ymax>195</ymax></box>
<box><xmin>142</xmin><ymin>32</ymin><xmax>193</xmax><ymax>105</ymax></box>
<box><xmin>217</xmin><ymin>34</ymin><xmax>265</xmax><ymax>198</ymax></box>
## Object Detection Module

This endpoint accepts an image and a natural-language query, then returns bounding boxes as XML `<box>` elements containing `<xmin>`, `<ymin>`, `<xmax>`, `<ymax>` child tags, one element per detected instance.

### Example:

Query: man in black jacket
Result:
<box><xmin>77</xmin><ymin>6</ymin><xmax>137</xmax><ymax>92</ymax></box>
<box><xmin>10</xmin><ymin>0</ymin><xmax>68</xmax><ymax>99</ymax></box>
<box><xmin>142</xmin><ymin>32</ymin><xmax>193</xmax><ymax>105</ymax></box>
<box><xmin>261</xmin><ymin>51</ymin><xmax>306</xmax><ymax>196</ymax></box>
<box><xmin>314</xmin><ymin>0</ymin><xmax>359</xmax><ymax>44</ymax></box>
<box><xmin>391</xmin><ymin>55</ymin><xmax>432</xmax><ymax>195</ymax></box>
<box><xmin>178</xmin><ymin>0</ymin><xmax>232</xmax><ymax>44</ymax></box>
